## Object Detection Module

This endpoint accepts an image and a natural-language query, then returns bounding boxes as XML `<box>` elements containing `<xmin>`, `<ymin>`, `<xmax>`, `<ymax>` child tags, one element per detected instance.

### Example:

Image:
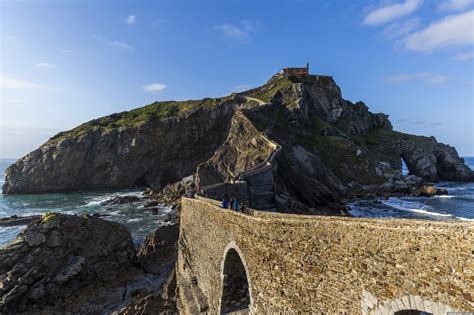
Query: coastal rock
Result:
<box><xmin>149</xmin><ymin>181</ymin><xmax>185</xmax><ymax>211</ymax></box>
<box><xmin>399</xmin><ymin>136</ymin><xmax>474</xmax><ymax>182</ymax></box>
<box><xmin>3</xmin><ymin>98</ymin><xmax>237</xmax><ymax>194</ymax></box>
<box><xmin>118</xmin><ymin>268</ymin><xmax>177</xmax><ymax>315</ymax></box>
<box><xmin>0</xmin><ymin>215</ymin><xmax>41</xmax><ymax>227</ymax></box>
<box><xmin>136</xmin><ymin>224</ymin><xmax>179</xmax><ymax>275</ymax></box>
<box><xmin>0</xmin><ymin>213</ymin><xmax>135</xmax><ymax>313</ymax></box>
<box><xmin>100</xmin><ymin>194</ymin><xmax>140</xmax><ymax>206</ymax></box>
<box><xmin>3</xmin><ymin>72</ymin><xmax>473</xmax><ymax>214</ymax></box>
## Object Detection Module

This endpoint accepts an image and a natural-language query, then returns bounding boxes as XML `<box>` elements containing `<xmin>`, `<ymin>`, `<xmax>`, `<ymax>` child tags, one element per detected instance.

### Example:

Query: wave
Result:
<box><xmin>408</xmin><ymin>208</ymin><xmax>452</xmax><ymax>217</ymax></box>
<box><xmin>84</xmin><ymin>190</ymin><xmax>144</xmax><ymax>207</ymax></box>
<box><xmin>381</xmin><ymin>198</ymin><xmax>454</xmax><ymax>218</ymax></box>
<box><xmin>456</xmin><ymin>216</ymin><xmax>474</xmax><ymax>221</ymax></box>
<box><xmin>127</xmin><ymin>218</ymin><xmax>144</xmax><ymax>222</ymax></box>
<box><xmin>433</xmin><ymin>195</ymin><xmax>455</xmax><ymax>199</ymax></box>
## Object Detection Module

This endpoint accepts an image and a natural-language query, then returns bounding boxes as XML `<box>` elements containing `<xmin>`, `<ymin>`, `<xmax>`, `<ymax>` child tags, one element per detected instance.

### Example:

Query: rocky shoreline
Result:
<box><xmin>0</xmin><ymin>213</ymin><xmax>179</xmax><ymax>314</ymax></box>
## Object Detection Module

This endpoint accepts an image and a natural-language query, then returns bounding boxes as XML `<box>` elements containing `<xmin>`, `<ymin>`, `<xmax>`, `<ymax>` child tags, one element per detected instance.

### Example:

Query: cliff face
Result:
<box><xmin>3</xmin><ymin>98</ymin><xmax>237</xmax><ymax>194</ymax></box>
<box><xmin>3</xmin><ymin>73</ymin><xmax>473</xmax><ymax>213</ymax></box>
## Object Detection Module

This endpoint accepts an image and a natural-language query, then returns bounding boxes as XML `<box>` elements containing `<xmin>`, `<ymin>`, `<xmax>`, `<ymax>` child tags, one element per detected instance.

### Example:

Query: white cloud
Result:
<box><xmin>363</xmin><ymin>0</ymin><xmax>423</xmax><ymax>26</ymax></box>
<box><xmin>61</xmin><ymin>49</ymin><xmax>75</xmax><ymax>54</ymax></box>
<box><xmin>142</xmin><ymin>83</ymin><xmax>167</xmax><ymax>94</ymax></box>
<box><xmin>382</xmin><ymin>17</ymin><xmax>421</xmax><ymax>38</ymax></box>
<box><xmin>0</xmin><ymin>75</ymin><xmax>41</xmax><ymax>90</ymax></box>
<box><xmin>34</xmin><ymin>62</ymin><xmax>56</xmax><ymax>69</ymax></box>
<box><xmin>453</xmin><ymin>51</ymin><xmax>474</xmax><ymax>60</ymax></box>
<box><xmin>107</xmin><ymin>40</ymin><xmax>133</xmax><ymax>50</ymax></box>
<box><xmin>404</xmin><ymin>10</ymin><xmax>474</xmax><ymax>51</ymax></box>
<box><xmin>125</xmin><ymin>15</ymin><xmax>136</xmax><ymax>25</ymax></box>
<box><xmin>93</xmin><ymin>34</ymin><xmax>134</xmax><ymax>50</ymax></box>
<box><xmin>214</xmin><ymin>21</ymin><xmax>256</xmax><ymax>40</ymax></box>
<box><xmin>439</xmin><ymin>0</ymin><xmax>474</xmax><ymax>11</ymax></box>
<box><xmin>385</xmin><ymin>72</ymin><xmax>449</xmax><ymax>84</ymax></box>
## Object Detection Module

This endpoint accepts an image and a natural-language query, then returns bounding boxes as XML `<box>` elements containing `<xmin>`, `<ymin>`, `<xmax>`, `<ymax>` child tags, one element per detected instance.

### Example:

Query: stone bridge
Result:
<box><xmin>177</xmin><ymin>197</ymin><xmax>473</xmax><ymax>314</ymax></box>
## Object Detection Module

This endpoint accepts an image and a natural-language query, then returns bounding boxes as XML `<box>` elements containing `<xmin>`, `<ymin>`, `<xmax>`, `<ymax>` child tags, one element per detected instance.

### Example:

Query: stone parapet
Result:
<box><xmin>177</xmin><ymin>197</ymin><xmax>474</xmax><ymax>314</ymax></box>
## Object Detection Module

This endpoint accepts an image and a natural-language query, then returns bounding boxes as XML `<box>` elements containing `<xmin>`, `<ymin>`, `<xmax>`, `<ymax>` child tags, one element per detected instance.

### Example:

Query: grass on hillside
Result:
<box><xmin>50</xmin><ymin>97</ymin><xmax>231</xmax><ymax>142</ymax></box>
<box><xmin>247</xmin><ymin>75</ymin><xmax>293</xmax><ymax>103</ymax></box>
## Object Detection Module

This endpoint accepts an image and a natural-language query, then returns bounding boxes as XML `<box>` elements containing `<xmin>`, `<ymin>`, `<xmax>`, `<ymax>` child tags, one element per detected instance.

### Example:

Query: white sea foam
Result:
<box><xmin>127</xmin><ymin>218</ymin><xmax>144</xmax><ymax>222</ymax></box>
<box><xmin>382</xmin><ymin>198</ymin><xmax>453</xmax><ymax>218</ymax></box>
<box><xmin>408</xmin><ymin>208</ymin><xmax>452</xmax><ymax>217</ymax></box>
<box><xmin>456</xmin><ymin>217</ymin><xmax>474</xmax><ymax>221</ymax></box>
<box><xmin>433</xmin><ymin>195</ymin><xmax>455</xmax><ymax>199</ymax></box>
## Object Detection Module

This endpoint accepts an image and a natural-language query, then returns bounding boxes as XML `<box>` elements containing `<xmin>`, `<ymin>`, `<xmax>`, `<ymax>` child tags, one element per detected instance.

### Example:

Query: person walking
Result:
<box><xmin>233</xmin><ymin>198</ymin><xmax>240</xmax><ymax>212</ymax></box>
<box><xmin>222</xmin><ymin>197</ymin><xmax>229</xmax><ymax>209</ymax></box>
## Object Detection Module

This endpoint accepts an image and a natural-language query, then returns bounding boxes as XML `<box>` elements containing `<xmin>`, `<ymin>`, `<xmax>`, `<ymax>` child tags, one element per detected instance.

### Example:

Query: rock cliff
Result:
<box><xmin>3</xmin><ymin>98</ymin><xmax>237</xmax><ymax>194</ymax></box>
<box><xmin>3</xmin><ymin>72</ymin><xmax>473</xmax><ymax>213</ymax></box>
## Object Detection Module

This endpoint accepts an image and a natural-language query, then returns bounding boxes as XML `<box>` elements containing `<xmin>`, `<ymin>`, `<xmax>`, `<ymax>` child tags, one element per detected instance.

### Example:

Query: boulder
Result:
<box><xmin>136</xmin><ymin>224</ymin><xmax>179</xmax><ymax>275</ymax></box>
<box><xmin>100</xmin><ymin>194</ymin><xmax>140</xmax><ymax>206</ymax></box>
<box><xmin>417</xmin><ymin>185</ymin><xmax>438</xmax><ymax>197</ymax></box>
<box><xmin>0</xmin><ymin>213</ymin><xmax>135</xmax><ymax>313</ymax></box>
<box><xmin>0</xmin><ymin>215</ymin><xmax>41</xmax><ymax>227</ymax></box>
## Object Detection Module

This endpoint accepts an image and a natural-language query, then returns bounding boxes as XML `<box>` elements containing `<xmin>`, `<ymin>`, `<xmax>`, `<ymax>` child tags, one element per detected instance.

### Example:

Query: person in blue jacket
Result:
<box><xmin>222</xmin><ymin>197</ymin><xmax>229</xmax><ymax>209</ymax></box>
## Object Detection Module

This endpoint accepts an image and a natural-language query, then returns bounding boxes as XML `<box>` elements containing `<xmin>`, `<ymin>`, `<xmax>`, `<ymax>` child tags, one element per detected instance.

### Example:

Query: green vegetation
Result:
<box><xmin>41</xmin><ymin>212</ymin><xmax>58</xmax><ymax>223</ymax></box>
<box><xmin>50</xmin><ymin>96</ymin><xmax>231</xmax><ymax>143</ymax></box>
<box><xmin>248</xmin><ymin>106</ymin><xmax>387</xmax><ymax>185</ymax></box>
<box><xmin>247</xmin><ymin>75</ymin><xmax>293</xmax><ymax>103</ymax></box>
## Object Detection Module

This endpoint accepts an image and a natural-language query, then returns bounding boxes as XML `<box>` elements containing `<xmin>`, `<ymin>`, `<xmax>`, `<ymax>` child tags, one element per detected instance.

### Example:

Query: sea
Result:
<box><xmin>0</xmin><ymin>159</ymin><xmax>172</xmax><ymax>247</ymax></box>
<box><xmin>348</xmin><ymin>157</ymin><xmax>474</xmax><ymax>222</ymax></box>
<box><xmin>1</xmin><ymin>158</ymin><xmax>473</xmax><ymax>247</ymax></box>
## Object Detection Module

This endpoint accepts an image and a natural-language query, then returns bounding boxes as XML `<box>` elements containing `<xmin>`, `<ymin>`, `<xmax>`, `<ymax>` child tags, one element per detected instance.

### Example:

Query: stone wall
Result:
<box><xmin>200</xmin><ymin>181</ymin><xmax>249</xmax><ymax>205</ymax></box>
<box><xmin>177</xmin><ymin>197</ymin><xmax>474</xmax><ymax>314</ymax></box>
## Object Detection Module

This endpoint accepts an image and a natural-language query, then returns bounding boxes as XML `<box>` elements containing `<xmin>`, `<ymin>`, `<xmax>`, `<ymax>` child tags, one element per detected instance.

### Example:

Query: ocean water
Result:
<box><xmin>348</xmin><ymin>157</ymin><xmax>474</xmax><ymax>221</ymax></box>
<box><xmin>0</xmin><ymin>159</ymin><xmax>172</xmax><ymax>247</ymax></box>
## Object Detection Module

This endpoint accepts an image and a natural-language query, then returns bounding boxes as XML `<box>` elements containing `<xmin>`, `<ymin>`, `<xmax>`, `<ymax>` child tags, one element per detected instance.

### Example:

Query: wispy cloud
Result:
<box><xmin>430</xmin><ymin>121</ymin><xmax>454</xmax><ymax>126</ymax></box>
<box><xmin>0</xmin><ymin>75</ymin><xmax>41</xmax><ymax>90</ymax></box>
<box><xmin>385</xmin><ymin>72</ymin><xmax>449</xmax><ymax>84</ymax></box>
<box><xmin>397</xmin><ymin>119</ymin><xmax>455</xmax><ymax>126</ymax></box>
<box><xmin>404</xmin><ymin>10</ymin><xmax>474</xmax><ymax>51</ymax></box>
<box><xmin>382</xmin><ymin>17</ymin><xmax>421</xmax><ymax>38</ymax></box>
<box><xmin>214</xmin><ymin>21</ymin><xmax>256</xmax><ymax>41</ymax></box>
<box><xmin>453</xmin><ymin>51</ymin><xmax>474</xmax><ymax>61</ymax></box>
<box><xmin>362</xmin><ymin>0</ymin><xmax>423</xmax><ymax>26</ymax></box>
<box><xmin>142</xmin><ymin>83</ymin><xmax>167</xmax><ymax>94</ymax></box>
<box><xmin>34</xmin><ymin>62</ymin><xmax>56</xmax><ymax>69</ymax></box>
<box><xmin>438</xmin><ymin>0</ymin><xmax>474</xmax><ymax>11</ymax></box>
<box><xmin>125</xmin><ymin>15</ymin><xmax>136</xmax><ymax>25</ymax></box>
<box><xmin>61</xmin><ymin>49</ymin><xmax>75</xmax><ymax>54</ymax></box>
<box><xmin>410</xmin><ymin>120</ymin><xmax>427</xmax><ymax>124</ymax></box>
<box><xmin>152</xmin><ymin>18</ymin><xmax>167</xmax><ymax>27</ymax></box>
<box><xmin>93</xmin><ymin>35</ymin><xmax>134</xmax><ymax>51</ymax></box>
<box><xmin>107</xmin><ymin>40</ymin><xmax>133</xmax><ymax>50</ymax></box>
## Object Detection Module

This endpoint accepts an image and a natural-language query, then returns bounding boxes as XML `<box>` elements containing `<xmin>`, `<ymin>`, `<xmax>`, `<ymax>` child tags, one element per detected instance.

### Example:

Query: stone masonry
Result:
<box><xmin>177</xmin><ymin>197</ymin><xmax>473</xmax><ymax>314</ymax></box>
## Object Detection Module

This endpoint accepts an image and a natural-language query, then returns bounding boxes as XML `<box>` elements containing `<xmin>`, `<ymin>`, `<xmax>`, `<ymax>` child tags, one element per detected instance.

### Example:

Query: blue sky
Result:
<box><xmin>1</xmin><ymin>0</ymin><xmax>473</xmax><ymax>158</ymax></box>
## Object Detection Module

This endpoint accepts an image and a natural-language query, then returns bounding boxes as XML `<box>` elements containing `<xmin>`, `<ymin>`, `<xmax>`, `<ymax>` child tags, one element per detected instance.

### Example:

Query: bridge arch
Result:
<box><xmin>367</xmin><ymin>294</ymin><xmax>458</xmax><ymax>315</ymax></box>
<box><xmin>219</xmin><ymin>242</ymin><xmax>253</xmax><ymax>314</ymax></box>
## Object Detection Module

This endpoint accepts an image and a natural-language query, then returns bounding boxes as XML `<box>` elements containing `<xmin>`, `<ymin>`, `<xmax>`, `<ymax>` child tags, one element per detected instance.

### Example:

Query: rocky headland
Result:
<box><xmin>3</xmin><ymin>72</ymin><xmax>473</xmax><ymax>214</ymax></box>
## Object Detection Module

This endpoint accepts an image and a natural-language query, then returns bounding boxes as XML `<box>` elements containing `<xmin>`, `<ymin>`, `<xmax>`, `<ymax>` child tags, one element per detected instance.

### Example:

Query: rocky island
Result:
<box><xmin>3</xmin><ymin>72</ymin><xmax>473</xmax><ymax>213</ymax></box>
<box><xmin>1</xmin><ymin>70</ymin><xmax>473</xmax><ymax>314</ymax></box>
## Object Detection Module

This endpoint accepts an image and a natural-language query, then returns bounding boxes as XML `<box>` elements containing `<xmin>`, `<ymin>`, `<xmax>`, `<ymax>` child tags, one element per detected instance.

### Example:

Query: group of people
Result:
<box><xmin>221</xmin><ymin>196</ymin><xmax>244</xmax><ymax>212</ymax></box>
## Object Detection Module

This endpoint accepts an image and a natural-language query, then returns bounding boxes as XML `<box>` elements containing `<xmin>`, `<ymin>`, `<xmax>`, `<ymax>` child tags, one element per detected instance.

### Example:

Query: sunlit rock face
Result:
<box><xmin>3</xmin><ymin>72</ymin><xmax>472</xmax><ymax>213</ymax></box>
